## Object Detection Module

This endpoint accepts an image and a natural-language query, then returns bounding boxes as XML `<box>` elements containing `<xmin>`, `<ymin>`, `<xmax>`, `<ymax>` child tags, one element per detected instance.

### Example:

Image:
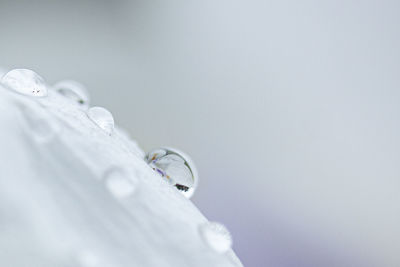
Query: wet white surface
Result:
<box><xmin>0</xmin><ymin>84</ymin><xmax>242</xmax><ymax>267</ymax></box>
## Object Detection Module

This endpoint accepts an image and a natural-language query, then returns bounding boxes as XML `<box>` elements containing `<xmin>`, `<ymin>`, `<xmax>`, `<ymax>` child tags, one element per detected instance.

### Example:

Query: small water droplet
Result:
<box><xmin>87</xmin><ymin>106</ymin><xmax>114</xmax><ymax>135</ymax></box>
<box><xmin>1</xmin><ymin>69</ymin><xmax>47</xmax><ymax>97</ymax></box>
<box><xmin>145</xmin><ymin>147</ymin><xmax>198</xmax><ymax>198</ymax></box>
<box><xmin>104</xmin><ymin>168</ymin><xmax>137</xmax><ymax>198</ymax></box>
<box><xmin>54</xmin><ymin>80</ymin><xmax>90</xmax><ymax>107</ymax></box>
<box><xmin>200</xmin><ymin>222</ymin><xmax>233</xmax><ymax>253</ymax></box>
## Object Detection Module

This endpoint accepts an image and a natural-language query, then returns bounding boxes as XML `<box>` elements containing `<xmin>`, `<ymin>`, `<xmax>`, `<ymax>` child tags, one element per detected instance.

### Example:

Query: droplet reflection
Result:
<box><xmin>145</xmin><ymin>147</ymin><xmax>198</xmax><ymax>198</ymax></box>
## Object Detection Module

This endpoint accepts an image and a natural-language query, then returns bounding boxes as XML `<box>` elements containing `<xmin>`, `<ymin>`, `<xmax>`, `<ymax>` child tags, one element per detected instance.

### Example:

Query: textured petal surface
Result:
<box><xmin>0</xmin><ymin>85</ymin><xmax>242</xmax><ymax>267</ymax></box>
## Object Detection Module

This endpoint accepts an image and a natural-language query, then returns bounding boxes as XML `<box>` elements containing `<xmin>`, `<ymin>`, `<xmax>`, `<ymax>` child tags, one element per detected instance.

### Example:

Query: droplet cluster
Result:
<box><xmin>0</xmin><ymin>67</ymin><xmax>234</xmax><ymax>256</ymax></box>
<box><xmin>0</xmin><ymin>68</ymin><xmax>114</xmax><ymax>135</ymax></box>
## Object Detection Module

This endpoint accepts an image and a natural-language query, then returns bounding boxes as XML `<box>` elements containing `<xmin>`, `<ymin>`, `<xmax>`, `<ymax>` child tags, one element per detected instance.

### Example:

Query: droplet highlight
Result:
<box><xmin>145</xmin><ymin>147</ymin><xmax>198</xmax><ymax>198</ymax></box>
<box><xmin>1</xmin><ymin>69</ymin><xmax>47</xmax><ymax>97</ymax></box>
<box><xmin>200</xmin><ymin>222</ymin><xmax>233</xmax><ymax>253</ymax></box>
<box><xmin>104</xmin><ymin>168</ymin><xmax>137</xmax><ymax>198</ymax></box>
<box><xmin>54</xmin><ymin>80</ymin><xmax>90</xmax><ymax>107</ymax></box>
<box><xmin>87</xmin><ymin>106</ymin><xmax>114</xmax><ymax>135</ymax></box>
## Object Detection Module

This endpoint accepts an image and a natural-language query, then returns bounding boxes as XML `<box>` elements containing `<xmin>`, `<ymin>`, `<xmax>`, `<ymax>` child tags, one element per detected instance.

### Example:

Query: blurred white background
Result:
<box><xmin>1</xmin><ymin>0</ymin><xmax>400</xmax><ymax>266</ymax></box>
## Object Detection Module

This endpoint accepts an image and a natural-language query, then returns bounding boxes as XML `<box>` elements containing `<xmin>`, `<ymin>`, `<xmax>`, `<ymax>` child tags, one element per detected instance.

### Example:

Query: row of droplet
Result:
<box><xmin>0</xmin><ymin>69</ymin><xmax>114</xmax><ymax>135</ymax></box>
<box><xmin>1</xmin><ymin>69</ymin><xmax>198</xmax><ymax>196</ymax></box>
<box><xmin>103</xmin><ymin>166</ymin><xmax>232</xmax><ymax>254</ymax></box>
<box><xmin>0</xmin><ymin>68</ymin><xmax>233</xmax><ymax>255</ymax></box>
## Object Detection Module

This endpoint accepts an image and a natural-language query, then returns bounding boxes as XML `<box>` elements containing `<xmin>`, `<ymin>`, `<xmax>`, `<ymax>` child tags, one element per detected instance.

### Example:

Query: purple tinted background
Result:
<box><xmin>1</xmin><ymin>1</ymin><xmax>400</xmax><ymax>266</ymax></box>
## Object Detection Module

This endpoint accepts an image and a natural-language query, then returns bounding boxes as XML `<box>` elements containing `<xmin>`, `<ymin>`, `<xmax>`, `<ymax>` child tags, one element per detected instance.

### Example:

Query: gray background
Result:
<box><xmin>1</xmin><ymin>1</ymin><xmax>399</xmax><ymax>266</ymax></box>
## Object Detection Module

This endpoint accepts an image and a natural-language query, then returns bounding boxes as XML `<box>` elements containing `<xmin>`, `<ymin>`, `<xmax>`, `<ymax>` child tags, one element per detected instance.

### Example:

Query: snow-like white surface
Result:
<box><xmin>0</xmin><ymin>84</ymin><xmax>243</xmax><ymax>267</ymax></box>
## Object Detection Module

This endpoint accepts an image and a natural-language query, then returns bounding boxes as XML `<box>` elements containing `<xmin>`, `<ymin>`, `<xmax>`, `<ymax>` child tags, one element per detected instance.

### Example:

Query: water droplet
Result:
<box><xmin>200</xmin><ymin>222</ymin><xmax>232</xmax><ymax>253</ymax></box>
<box><xmin>145</xmin><ymin>147</ymin><xmax>198</xmax><ymax>198</ymax></box>
<box><xmin>104</xmin><ymin>168</ymin><xmax>137</xmax><ymax>198</ymax></box>
<box><xmin>87</xmin><ymin>106</ymin><xmax>114</xmax><ymax>135</ymax></box>
<box><xmin>54</xmin><ymin>80</ymin><xmax>90</xmax><ymax>107</ymax></box>
<box><xmin>1</xmin><ymin>69</ymin><xmax>47</xmax><ymax>97</ymax></box>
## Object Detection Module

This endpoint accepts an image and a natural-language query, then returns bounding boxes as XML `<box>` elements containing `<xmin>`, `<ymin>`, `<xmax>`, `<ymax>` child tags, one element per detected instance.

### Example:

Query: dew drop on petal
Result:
<box><xmin>54</xmin><ymin>80</ymin><xmax>90</xmax><ymax>107</ymax></box>
<box><xmin>104</xmin><ymin>168</ymin><xmax>137</xmax><ymax>198</ymax></box>
<box><xmin>87</xmin><ymin>106</ymin><xmax>114</xmax><ymax>135</ymax></box>
<box><xmin>199</xmin><ymin>222</ymin><xmax>233</xmax><ymax>253</ymax></box>
<box><xmin>145</xmin><ymin>147</ymin><xmax>198</xmax><ymax>198</ymax></box>
<box><xmin>1</xmin><ymin>69</ymin><xmax>47</xmax><ymax>97</ymax></box>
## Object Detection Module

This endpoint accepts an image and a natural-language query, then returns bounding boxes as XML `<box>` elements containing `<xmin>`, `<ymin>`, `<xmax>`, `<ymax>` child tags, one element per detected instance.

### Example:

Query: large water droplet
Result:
<box><xmin>87</xmin><ymin>107</ymin><xmax>114</xmax><ymax>135</ymax></box>
<box><xmin>200</xmin><ymin>222</ymin><xmax>233</xmax><ymax>253</ymax></box>
<box><xmin>145</xmin><ymin>147</ymin><xmax>198</xmax><ymax>198</ymax></box>
<box><xmin>1</xmin><ymin>69</ymin><xmax>47</xmax><ymax>97</ymax></box>
<box><xmin>54</xmin><ymin>80</ymin><xmax>90</xmax><ymax>107</ymax></box>
<box><xmin>104</xmin><ymin>168</ymin><xmax>137</xmax><ymax>198</ymax></box>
